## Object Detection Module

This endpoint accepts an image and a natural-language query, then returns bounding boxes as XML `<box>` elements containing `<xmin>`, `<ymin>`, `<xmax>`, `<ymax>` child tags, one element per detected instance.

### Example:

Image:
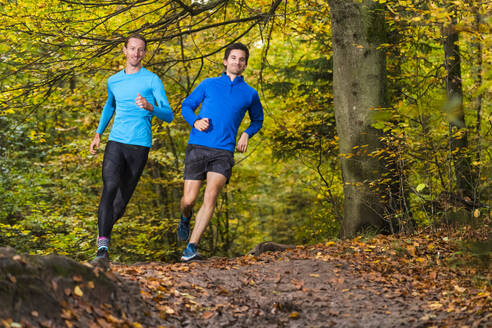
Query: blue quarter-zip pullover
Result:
<box><xmin>181</xmin><ymin>72</ymin><xmax>263</xmax><ymax>152</ymax></box>
<box><xmin>96</xmin><ymin>67</ymin><xmax>173</xmax><ymax>148</ymax></box>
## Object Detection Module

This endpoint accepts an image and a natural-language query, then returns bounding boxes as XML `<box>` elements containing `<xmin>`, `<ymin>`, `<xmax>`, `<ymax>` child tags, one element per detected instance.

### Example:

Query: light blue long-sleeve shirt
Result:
<box><xmin>96</xmin><ymin>67</ymin><xmax>173</xmax><ymax>147</ymax></box>
<box><xmin>181</xmin><ymin>73</ymin><xmax>263</xmax><ymax>152</ymax></box>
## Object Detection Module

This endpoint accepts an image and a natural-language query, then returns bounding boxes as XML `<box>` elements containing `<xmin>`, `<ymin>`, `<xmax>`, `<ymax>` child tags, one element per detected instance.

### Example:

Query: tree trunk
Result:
<box><xmin>443</xmin><ymin>11</ymin><xmax>476</xmax><ymax>200</ymax></box>
<box><xmin>327</xmin><ymin>0</ymin><xmax>392</xmax><ymax>237</ymax></box>
<box><xmin>472</xmin><ymin>6</ymin><xmax>483</xmax><ymax>206</ymax></box>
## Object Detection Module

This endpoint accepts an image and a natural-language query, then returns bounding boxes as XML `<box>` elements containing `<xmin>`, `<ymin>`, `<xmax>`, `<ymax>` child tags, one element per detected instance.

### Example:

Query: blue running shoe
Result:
<box><xmin>177</xmin><ymin>213</ymin><xmax>191</xmax><ymax>241</ymax></box>
<box><xmin>181</xmin><ymin>243</ymin><xmax>198</xmax><ymax>262</ymax></box>
<box><xmin>90</xmin><ymin>247</ymin><xmax>110</xmax><ymax>269</ymax></box>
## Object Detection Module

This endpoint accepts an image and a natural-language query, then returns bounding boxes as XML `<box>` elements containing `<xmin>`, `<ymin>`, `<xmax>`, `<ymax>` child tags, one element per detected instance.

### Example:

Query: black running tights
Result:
<box><xmin>97</xmin><ymin>141</ymin><xmax>149</xmax><ymax>238</ymax></box>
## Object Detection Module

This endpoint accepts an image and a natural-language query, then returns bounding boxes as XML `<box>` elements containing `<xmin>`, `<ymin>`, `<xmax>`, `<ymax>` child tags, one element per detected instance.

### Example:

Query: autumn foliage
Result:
<box><xmin>0</xmin><ymin>0</ymin><xmax>491</xmax><ymax>325</ymax></box>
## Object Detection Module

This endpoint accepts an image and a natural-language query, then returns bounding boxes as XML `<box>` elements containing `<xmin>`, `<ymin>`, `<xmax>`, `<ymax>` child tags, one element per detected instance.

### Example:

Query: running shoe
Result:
<box><xmin>181</xmin><ymin>243</ymin><xmax>198</xmax><ymax>262</ymax></box>
<box><xmin>90</xmin><ymin>247</ymin><xmax>110</xmax><ymax>269</ymax></box>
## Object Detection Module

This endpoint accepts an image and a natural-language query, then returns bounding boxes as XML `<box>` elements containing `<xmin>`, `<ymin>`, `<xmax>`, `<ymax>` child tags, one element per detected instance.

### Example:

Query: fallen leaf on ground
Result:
<box><xmin>202</xmin><ymin>311</ymin><xmax>214</xmax><ymax>319</ymax></box>
<box><xmin>74</xmin><ymin>286</ymin><xmax>84</xmax><ymax>297</ymax></box>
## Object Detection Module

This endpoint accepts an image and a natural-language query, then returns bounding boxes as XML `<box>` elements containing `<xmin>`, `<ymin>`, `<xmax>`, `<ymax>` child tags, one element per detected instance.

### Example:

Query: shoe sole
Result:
<box><xmin>180</xmin><ymin>253</ymin><xmax>197</xmax><ymax>261</ymax></box>
<box><xmin>181</xmin><ymin>254</ymin><xmax>205</xmax><ymax>262</ymax></box>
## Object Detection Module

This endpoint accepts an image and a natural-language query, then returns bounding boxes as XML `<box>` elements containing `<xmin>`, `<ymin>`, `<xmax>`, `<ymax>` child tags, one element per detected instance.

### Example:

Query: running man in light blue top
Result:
<box><xmin>89</xmin><ymin>34</ymin><xmax>173</xmax><ymax>268</ymax></box>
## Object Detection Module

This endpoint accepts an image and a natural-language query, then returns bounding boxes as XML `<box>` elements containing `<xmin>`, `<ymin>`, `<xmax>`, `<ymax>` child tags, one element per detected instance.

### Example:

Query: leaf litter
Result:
<box><xmin>1</xmin><ymin>228</ymin><xmax>490</xmax><ymax>327</ymax></box>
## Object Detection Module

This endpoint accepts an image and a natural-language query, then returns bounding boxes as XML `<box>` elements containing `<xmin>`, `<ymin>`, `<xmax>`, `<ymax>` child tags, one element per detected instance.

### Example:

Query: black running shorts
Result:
<box><xmin>184</xmin><ymin>144</ymin><xmax>234</xmax><ymax>182</ymax></box>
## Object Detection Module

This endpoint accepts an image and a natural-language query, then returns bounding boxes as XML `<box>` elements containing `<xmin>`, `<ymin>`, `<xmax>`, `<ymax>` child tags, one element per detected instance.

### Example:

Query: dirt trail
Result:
<box><xmin>1</xmin><ymin>233</ymin><xmax>490</xmax><ymax>327</ymax></box>
<box><xmin>115</xmin><ymin>238</ymin><xmax>491</xmax><ymax>328</ymax></box>
<box><xmin>117</xmin><ymin>258</ymin><xmax>423</xmax><ymax>327</ymax></box>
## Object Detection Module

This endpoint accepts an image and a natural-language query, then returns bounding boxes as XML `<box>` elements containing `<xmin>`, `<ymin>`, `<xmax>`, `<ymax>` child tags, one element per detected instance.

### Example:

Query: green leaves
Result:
<box><xmin>416</xmin><ymin>183</ymin><xmax>427</xmax><ymax>192</ymax></box>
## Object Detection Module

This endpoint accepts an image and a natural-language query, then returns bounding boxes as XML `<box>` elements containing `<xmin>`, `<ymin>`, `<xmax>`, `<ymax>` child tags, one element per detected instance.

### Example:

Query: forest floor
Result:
<box><xmin>1</xmin><ymin>228</ymin><xmax>491</xmax><ymax>328</ymax></box>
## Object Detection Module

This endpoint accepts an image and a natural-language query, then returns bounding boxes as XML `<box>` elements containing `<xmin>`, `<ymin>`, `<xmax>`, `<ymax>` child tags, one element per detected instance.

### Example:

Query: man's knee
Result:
<box><xmin>101</xmin><ymin>181</ymin><xmax>119</xmax><ymax>200</ymax></box>
<box><xmin>181</xmin><ymin>196</ymin><xmax>196</xmax><ymax>208</ymax></box>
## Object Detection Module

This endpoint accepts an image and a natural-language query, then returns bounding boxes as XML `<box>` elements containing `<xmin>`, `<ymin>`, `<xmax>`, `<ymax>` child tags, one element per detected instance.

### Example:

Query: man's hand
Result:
<box><xmin>89</xmin><ymin>133</ymin><xmax>101</xmax><ymax>155</ymax></box>
<box><xmin>236</xmin><ymin>132</ymin><xmax>249</xmax><ymax>153</ymax></box>
<box><xmin>194</xmin><ymin>118</ymin><xmax>210</xmax><ymax>131</ymax></box>
<box><xmin>135</xmin><ymin>93</ymin><xmax>153</xmax><ymax>112</ymax></box>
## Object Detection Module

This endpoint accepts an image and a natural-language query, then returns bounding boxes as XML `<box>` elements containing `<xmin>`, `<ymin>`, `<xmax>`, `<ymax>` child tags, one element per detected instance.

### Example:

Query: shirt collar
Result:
<box><xmin>221</xmin><ymin>72</ymin><xmax>244</xmax><ymax>84</ymax></box>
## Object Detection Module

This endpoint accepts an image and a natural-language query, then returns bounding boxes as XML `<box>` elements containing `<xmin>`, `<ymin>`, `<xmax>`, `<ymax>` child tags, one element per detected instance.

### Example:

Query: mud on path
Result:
<box><xmin>114</xmin><ymin>238</ymin><xmax>491</xmax><ymax>328</ymax></box>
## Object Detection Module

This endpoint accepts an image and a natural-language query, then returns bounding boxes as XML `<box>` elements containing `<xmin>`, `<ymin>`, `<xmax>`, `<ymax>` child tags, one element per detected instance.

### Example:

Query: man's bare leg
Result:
<box><xmin>189</xmin><ymin>172</ymin><xmax>227</xmax><ymax>244</ymax></box>
<box><xmin>180</xmin><ymin>179</ymin><xmax>202</xmax><ymax>218</ymax></box>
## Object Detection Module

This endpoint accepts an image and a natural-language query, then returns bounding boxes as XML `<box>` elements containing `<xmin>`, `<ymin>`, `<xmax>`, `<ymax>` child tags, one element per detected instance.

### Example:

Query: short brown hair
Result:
<box><xmin>124</xmin><ymin>34</ymin><xmax>147</xmax><ymax>49</ymax></box>
<box><xmin>224</xmin><ymin>42</ymin><xmax>249</xmax><ymax>64</ymax></box>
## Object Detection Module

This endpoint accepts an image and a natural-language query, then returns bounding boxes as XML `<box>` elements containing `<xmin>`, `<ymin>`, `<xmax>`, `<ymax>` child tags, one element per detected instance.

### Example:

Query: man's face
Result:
<box><xmin>223</xmin><ymin>49</ymin><xmax>247</xmax><ymax>76</ymax></box>
<box><xmin>123</xmin><ymin>38</ymin><xmax>146</xmax><ymax>67</ymax></box>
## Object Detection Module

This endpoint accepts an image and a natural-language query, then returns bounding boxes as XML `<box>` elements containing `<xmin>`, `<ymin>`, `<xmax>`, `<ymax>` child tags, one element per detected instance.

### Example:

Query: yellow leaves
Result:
<box><xmin>428</xmin><ymin>302</ymin><xmax>443</xmax><ymax>310</ymax></box>
<box><xmin>160</xmin><ymin>305</ymin><xmax>175</xmax><ymax>314</ymax></box>
<box><xmin>377</xmin><ymin>43</ymin><xmax>392</xmax><ymax>49</ymax></box>
<box><xmin>473</xmin><ymin>209</ymin><xmax>480</xmax><ymax>218</ymax></box>
<box><xmin>341</xmin><ymin>153</ymin><xmax>354</xmax><ymax>159</ymax></box>
<box><xmin>1</xmin><ymin>108</ymin><xmax>15</xmax><ymax>115</ymax></box>
<box><xmin>139</xmin><ymin>290</ymin><xmax>152</xmax><ymax>298</ymax></box>
<box><xmin>28</xmin><ymin>130</ymin><xmax>46</xmax><ymax>143</ymax></box>
<box><xmin>352</xmin><ymin>144</ymin><xmax>369</xmax><ymax>150</ymax></box>
<box><xmin>420</xmin><ymin>313</ymin><xmax>437</xmax><ymax>322</ymax></box>
<box><xmin>289</xmin><ymin>311</ymin><xmax>299</xmax><ymax>318</ymax></box>
<box><xmin>73</xmin><ymin>286</ymin><xmax>83</xmax><ymax>297</ymax></box>
<box><xmin>476</xmin><ymin>292</ymin><xmax>490</xmax><ymax>298</ymax></box>
<box><xmin>61</xmin><ymin>308</ymin><xmax>74</xmax><ymax>320</ymax></box>
<box><xmin>315</xmin><ymin>251</ymin><xmax>333</xmax><ymax>262</ymax></box>
<box><xmin>309</xmin><ymin>273</ymin><xmax>320</xmax><ymax>278</ymax></box>
<box><xmin>369</xmin><ymin>148</ymin><xmax>386</xmax><ymax>158</ymax></box>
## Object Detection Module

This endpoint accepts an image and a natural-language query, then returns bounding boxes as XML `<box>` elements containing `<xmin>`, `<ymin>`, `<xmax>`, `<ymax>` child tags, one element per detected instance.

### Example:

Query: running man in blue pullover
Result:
<box><xmin>89</xmin><ymin>34</ymin><xmax>173</xmax><ymax>267</ymax></box>
<box><xmin>178</xmin><ymin>42</ymin><xmax>263</xmax><ymax>261</ymax></box>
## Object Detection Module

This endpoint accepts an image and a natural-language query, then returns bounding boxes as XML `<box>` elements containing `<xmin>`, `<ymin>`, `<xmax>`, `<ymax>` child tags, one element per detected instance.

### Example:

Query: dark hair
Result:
<box><xmin>124</xmin><ymin>34</ymin><xmax>147</xmax><ymax>49</ymax></box>
<box><xmin>224</xmin><ymin>42</ymin><xmax>249</xmax><ymax>64</ymax></box>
